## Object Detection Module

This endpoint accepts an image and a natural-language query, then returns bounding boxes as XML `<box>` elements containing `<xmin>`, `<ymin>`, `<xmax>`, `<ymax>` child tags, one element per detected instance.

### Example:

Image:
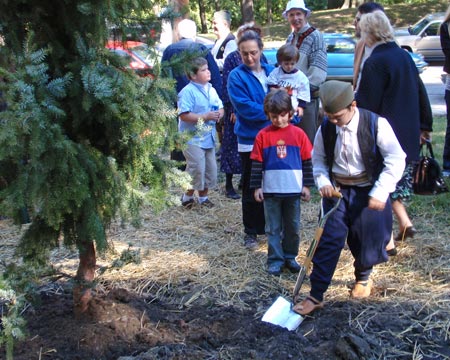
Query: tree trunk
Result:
<box><xmin>241</xmin><ymin>0</ymin><xmax>254</xmax><ymax>23</ymax></box>
<box><xmin>266</xmin><ymin>0</ymin><xmax>273</xmax><ymax>25</ymax></box>
<box><xmin>73</xmin><ymin>239</ymin><xmax>96</xmax><ymax>317</ymax></box>
<box><xmin>170</xmin><ymin>0</ymin><xmax>190</xmax><ymax>42</ymax></box>
<box><xmin>341</xmin><ymin>0</ymin><xmax>353</xmax><ymax>9</ymax></box>
<box><xmin>327</xmin><ymin>0</ymin><xmax>345</xmax><ymax>9</ymax></box>
<box><xmin>198</xmin><ymin>0</ymin><xmax>207</xmax><ymax>34</ymax></box>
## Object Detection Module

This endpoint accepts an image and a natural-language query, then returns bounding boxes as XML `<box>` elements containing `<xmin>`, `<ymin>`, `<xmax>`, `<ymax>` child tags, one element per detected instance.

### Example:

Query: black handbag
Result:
<box><xmin>413</xmin><ymin>141</ymin><xmax>449</xmax><ymax>195</ymax></box>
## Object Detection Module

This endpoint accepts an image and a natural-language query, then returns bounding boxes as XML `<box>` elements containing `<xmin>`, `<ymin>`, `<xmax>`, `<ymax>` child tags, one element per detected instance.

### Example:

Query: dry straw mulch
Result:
<box><xmin>1</xmin><ymin>186</ymin><xmax>449</xmax><ymax>357</ymax></box>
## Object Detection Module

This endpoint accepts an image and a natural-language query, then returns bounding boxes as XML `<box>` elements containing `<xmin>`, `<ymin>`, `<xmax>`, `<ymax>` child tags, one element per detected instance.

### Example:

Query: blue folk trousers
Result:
<box><xmin>309</xmin><ymin>186</ymin><xmax>392</xmax><ymax>302</ymax></box>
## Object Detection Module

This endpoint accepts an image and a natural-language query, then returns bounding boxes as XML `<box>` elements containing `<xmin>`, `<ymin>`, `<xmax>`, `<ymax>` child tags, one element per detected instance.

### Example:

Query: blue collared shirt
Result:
<box><xmin>177</xmin><ymin>81</ymin><xmax>223</xmax><ymax>148</ymax></box>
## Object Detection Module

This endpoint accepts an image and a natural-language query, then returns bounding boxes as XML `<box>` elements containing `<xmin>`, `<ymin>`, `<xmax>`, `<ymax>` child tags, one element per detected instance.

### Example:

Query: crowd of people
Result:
<box><xmin>160</xmin><ymin>0</ymin><xmax>447</xmax><ymax>317</ymax></box>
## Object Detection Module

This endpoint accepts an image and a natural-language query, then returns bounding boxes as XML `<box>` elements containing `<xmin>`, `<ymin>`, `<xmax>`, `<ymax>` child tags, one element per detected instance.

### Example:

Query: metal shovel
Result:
<box><xmin>262</xmin><ymin>190</ymin><xmax>342</xmax><ymax>330</ymax></box>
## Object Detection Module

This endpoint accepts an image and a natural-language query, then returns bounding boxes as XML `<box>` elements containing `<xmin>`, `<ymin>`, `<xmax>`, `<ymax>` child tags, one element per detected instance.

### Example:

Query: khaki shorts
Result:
<box><xmin>183</xmin><ymin>144</ymin><xmax>217</xmax><ymax>190</ymax></box>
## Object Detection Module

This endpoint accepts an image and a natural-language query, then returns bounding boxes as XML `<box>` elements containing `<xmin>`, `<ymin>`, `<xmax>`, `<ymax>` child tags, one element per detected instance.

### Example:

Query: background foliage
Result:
<box><xmin>189</xmin><ymin>0</ymin><xmax>448</xmax><ymax>35</ymax></box>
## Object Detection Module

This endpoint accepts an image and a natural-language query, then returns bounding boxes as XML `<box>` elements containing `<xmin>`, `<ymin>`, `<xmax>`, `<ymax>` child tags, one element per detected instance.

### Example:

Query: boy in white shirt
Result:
<box><xmin>294</xmin><ymin>80</ymin><xmax>406</xmax><ymax>315</ymax></box>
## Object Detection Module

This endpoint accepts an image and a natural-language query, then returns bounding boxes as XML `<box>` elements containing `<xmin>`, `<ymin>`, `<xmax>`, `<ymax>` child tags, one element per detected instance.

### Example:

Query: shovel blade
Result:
<box><xmin>262</xmin><ymin>296</ymin><xmax>304</xmax><ymax>331</ymax></box>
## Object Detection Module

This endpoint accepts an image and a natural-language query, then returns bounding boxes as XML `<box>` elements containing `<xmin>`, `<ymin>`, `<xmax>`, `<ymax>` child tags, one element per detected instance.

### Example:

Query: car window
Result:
<box><xmin>409</xmin><ymin>18</ymin><xmax>430</xmax><ymax>35</ymax></box>
<box><xmin>131</xmin><ymin>44</ymin><xmax>158</xmax><ymax>66</ymax></box>
<box><xmin>325</xmin><ymin>38</ymin><xmax>354</xmax><ymax>54</ymax></box>
<box><xmin>424</xmin><ymin>22</ymin><xmax>440</xmax><ymax>36</ymax></box>
<box><xmin>112</xmin><ymin>49</ymin><xmax>133</xmax><ymax>62</ymax></box>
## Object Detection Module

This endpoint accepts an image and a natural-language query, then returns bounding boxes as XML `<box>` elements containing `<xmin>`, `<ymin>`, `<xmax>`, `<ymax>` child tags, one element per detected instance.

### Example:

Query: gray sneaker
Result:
<box><xmin>244</xmin><ymin>234</ymin><xmax>258</xmax><ymax>249</ymax></box>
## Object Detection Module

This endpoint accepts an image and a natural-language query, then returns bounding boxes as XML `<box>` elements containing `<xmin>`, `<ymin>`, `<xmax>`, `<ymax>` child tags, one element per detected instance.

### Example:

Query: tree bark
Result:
<box><xmin>266</xmin><ymin>0</ymin><xmax>273</xmax><ymax>25</ymax></box>
<box><xmin>198</xmin><ymin>0</ymin><xmax>207</xmax><ymax>34</ymax></box>
<box><xmin>241</xmin><ymin>0</ymin><xmax>254</xmax><ymax>23</ymax></box>
<box><xmin>327</xmin><ymin>0</ymin><xmax>345</xmax><ymax>9</ymax></box>
<box><xmin>73</xmin><ymin>239</ymin><xmax>96</xmax><ymax>317</ymax></box>
<box><xmin>341</xmin><ymin>0</ymin><xmax>353</xmax><ymax>9</ymax></box>
<box><xmin>170</xmin><ymin>0</ymin><xmax>190</xmax><ymax>42</ymax></box>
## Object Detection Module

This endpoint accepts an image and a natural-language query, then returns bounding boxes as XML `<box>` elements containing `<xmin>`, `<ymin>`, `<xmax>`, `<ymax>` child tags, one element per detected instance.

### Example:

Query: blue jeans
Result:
<box><xmin>264</xmin><ymin>196</ymin><xmax>301</xmax><ymax>267</ymax></box>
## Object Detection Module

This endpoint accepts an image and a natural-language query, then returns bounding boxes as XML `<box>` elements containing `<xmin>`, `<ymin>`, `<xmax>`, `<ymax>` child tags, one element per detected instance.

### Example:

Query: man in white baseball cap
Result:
<box><xmin>284</xmin><ymin>0</ymin><xmax>327</xmax><ymax>145</ymax></box>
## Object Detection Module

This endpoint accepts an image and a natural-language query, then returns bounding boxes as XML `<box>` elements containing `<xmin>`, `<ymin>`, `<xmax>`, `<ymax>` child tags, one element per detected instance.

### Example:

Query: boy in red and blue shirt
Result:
<box><xmin>250</xmin><ymin>89</ymin><xmax>314</xmax><ymax>275</ymax></box>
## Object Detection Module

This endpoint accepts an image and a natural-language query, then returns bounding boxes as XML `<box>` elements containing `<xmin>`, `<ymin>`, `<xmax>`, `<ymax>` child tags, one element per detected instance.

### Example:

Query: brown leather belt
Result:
<box><xmin>310</xmin><ymin>90</ymin><xmax>320</xmax><ymax>99</ymax></box>
<box><xmin>333</xmin><ymin>172</ymin><xmax>370</xmax><ymax>186</ymax></box>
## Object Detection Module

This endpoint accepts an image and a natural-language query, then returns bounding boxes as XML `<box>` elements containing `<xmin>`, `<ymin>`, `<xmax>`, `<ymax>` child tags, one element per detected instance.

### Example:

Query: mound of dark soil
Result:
<box><xmin>12</xmin><ymin>287</ymin><xmax>450</xmax><ymax>360</ymax></box>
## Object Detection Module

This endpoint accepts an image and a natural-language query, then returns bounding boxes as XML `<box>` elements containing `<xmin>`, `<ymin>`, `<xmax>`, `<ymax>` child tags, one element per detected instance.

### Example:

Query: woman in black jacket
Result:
<box><xmin>440</xmin><ymin>7</ymin><xmax>450</xmax><ymax>176</ymax></box>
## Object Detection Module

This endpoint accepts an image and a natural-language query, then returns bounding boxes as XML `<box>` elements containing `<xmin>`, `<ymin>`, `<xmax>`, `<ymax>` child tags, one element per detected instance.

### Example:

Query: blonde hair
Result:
<box><xmin>360</xmin><ymin>10</ymin><xmax>394</xmax><ymax>43</ymax></box>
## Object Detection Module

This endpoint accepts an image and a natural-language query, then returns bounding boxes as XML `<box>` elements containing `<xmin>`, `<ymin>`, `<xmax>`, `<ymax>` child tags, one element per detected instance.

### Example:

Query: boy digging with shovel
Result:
<box><xmin>294</xmin><ymin>80</ymin><xmax>406</xmax><ymax>315</ymax></box>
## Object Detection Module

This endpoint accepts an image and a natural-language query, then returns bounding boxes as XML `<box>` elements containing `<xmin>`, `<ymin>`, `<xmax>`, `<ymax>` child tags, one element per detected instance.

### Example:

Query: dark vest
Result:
<box><xmin>321</xmin><ymin>108</ymin><xmax>383</xmax><ymax>185</ymax></box>
<box><xmin>215</xmin><ymin>33</ymin><xmax>235</xmax><ymax>59</ymax></box>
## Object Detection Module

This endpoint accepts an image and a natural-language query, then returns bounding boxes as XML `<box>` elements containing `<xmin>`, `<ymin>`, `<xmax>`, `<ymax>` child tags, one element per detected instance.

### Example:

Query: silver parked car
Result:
<box><xmin>395</xmin><ymin>12</ymin><xmax>445</xmax><ymax>62</ymax></box>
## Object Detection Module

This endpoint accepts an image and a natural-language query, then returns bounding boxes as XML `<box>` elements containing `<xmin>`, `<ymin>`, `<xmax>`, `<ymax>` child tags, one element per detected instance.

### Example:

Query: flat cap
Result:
<box><xmin>319</xmin><ymin>80</ymin><xmax>354</xmax><ymax>114</ymax></box>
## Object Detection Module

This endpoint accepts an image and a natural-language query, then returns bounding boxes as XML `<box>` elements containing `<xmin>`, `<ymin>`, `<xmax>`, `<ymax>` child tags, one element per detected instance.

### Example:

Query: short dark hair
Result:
<box><xmin>276</xmin><ymin>44</ymin><xmax>299</xmax><ymax>63</ymax></box>
<box><xmin>238</xmin><ymin>30</ymin><xmax>264</xmax><ymax>50</ymax></box>
<box><xmin>264</xmin><ymin>89</ymin><xmax>293</xmax><ymax>116</ymax></box>
<box><xmin>357</xmin><ymin>2</ymin><xmax>384</xmax><ymax>14</ymax></box>
<box><xmin>187</xmin><ymin>57</ymin><xmax>207</xmax><ymax>79</ymax></box>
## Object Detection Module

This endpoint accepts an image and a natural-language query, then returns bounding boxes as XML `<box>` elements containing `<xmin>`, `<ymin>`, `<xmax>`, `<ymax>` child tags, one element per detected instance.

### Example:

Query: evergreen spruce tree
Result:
<box><xmin>0</xmin><ymin>0</ymin><xmax>186</xmax><ymax>315</ymax></box>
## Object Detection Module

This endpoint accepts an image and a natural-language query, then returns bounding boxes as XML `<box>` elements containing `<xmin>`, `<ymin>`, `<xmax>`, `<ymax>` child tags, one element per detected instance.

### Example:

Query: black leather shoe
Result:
<box><xmin>267</xmin><ymin>264</ymin><xmax>282</xmax><ymax>276</ymax></box>
<box><xmin>387</xmin><ymin>247</ymin><xmax>398</xmax><ymax>256</ymax></box>
<box><xmin>284</xmin><ymin>259</ymin><xmax>301</xmax><ymax>273</ymax></box>
<box><xmin>395</xmin><ymin>226</ymin><xmax>417</xmax><ymax>241</ymax></box>
<box><xmin>225</xmin><ymin>189</ymin><xmax>241</xmax><ymax>199</ymax></box>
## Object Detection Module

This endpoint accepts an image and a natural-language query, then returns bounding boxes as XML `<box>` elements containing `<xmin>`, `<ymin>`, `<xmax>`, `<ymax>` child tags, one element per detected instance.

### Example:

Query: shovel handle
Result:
<box><xmin>331</xmin><ymin>189</ymin><xmax>342</xmax><ymax>198</ymax></box>
<box><xmin>292</xmin><ymin>193</ymin><xmax>341</xmax><ymax>303</ymax></box>
<box><xmin>293</xmin><ymin>266</ymin><xmax>307</xmax><ymax>303</ymax></box>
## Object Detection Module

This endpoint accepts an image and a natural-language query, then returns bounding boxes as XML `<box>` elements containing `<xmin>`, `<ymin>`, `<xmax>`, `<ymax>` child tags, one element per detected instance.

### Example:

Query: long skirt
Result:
<box><xmin>220</xmin><ymin>103</ymin><xmax>242</xmax><ymax>175</ymax></box>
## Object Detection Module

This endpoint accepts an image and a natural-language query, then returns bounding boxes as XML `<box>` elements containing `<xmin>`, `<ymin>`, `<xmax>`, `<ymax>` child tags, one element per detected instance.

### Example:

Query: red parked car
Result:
<box><xmin>106</xmin><ymin>40</ymin><xmax>159</xmax><ymax>77</ymax></box>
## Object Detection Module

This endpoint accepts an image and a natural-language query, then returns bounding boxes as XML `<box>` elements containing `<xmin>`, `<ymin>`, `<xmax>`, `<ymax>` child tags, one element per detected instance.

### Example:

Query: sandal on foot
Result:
<box><xmin>351</xmin><ymin>279</ymin><xmax>373</xmax><ymax>299</ymax></box>
<box><xmin>292</xmin><ymin>296</ymin><xmax>323</xmax><ymax>316</ymax></box>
